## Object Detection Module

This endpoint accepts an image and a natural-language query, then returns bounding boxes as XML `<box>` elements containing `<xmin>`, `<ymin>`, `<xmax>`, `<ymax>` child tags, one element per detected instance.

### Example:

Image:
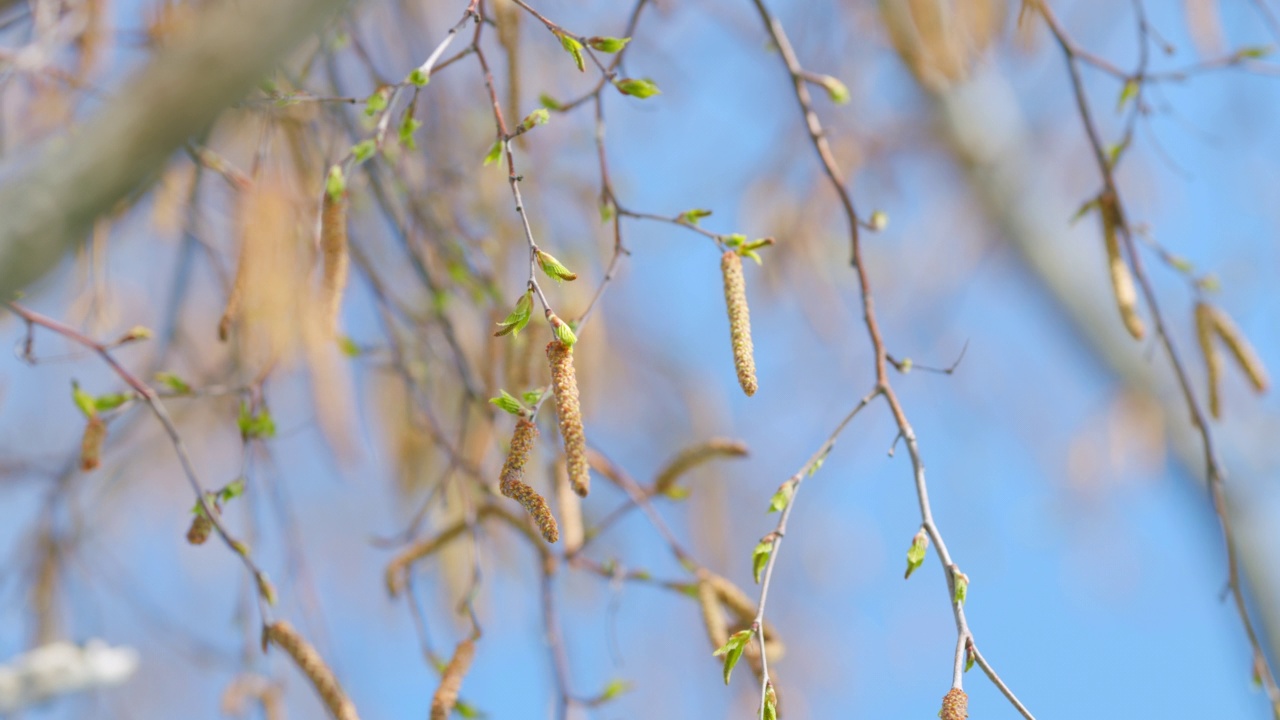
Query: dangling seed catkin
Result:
<box><xmin>939</xmin><ymin>688</ymin><xmax>968</xmax><ymax>720</ymax></box>
<box><xmin>1100</xmin><ymin>201</ymin><xmax>1145</xmax><ymax>340</ymax></box>
<box><xmin>721</xmin><ymin>251</ymin><xmax>758</xmax><ymax>396</ymax></box>
<box><xmin>547</xmin><ymin>341</ymin><xmax>589</xmax><ymax>496</ymax></box>
<box><xmin>499</xmin><ymin>419</ymin><xmax>559</xmax><ymax>543</ymax></box>
<box><xmin>320</xmin><ymin>192</ymin><xmax>349</xmax><ymax>337</ymax></box>
<box><xmin>1208</xmin><ymin>304</ymin><xmax>1270</xmax><ymax>394</ymax></box>
<box><xmin>265</xmin><ymin>621</ymin><xmax>362</xmax><ymax>720</ymax></box>
<box><xmin>80</xmin><ymin>416</ymin><xmax>106</xmax><ymax>471</ymax></box>
<box><xmin>1195</xmin><ymin>302</ymin><xmax>1223</xmax><ymax>419</ymax></box>
<box><xmin>430</xmin><ymin>638</ymin><xmax>476</xmax><ymax>720</ymax></box>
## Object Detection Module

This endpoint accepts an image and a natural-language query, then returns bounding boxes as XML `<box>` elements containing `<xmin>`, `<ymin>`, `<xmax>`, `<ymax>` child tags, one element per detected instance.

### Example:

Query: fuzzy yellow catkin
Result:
<box><xmin>265</xmin><ymin>621</ymin><xmax>362</xmax><ymax>720</ymax></box>
<box><xmin>547</xmin><ymin>341</ymin><xmax>590</xmax><ymax>496</ymax></box>
<box><xmin>1101</xmin><ymin>204</ymin><xmax>1145</xmax><ymax>340</ymax></box>
<box><xmin>80</xmin><ymin>416</ymin><xmax>106</xmax><ymax>471</ymax></box>
<box><xmin>939</xmin><ymin>688</ymin><xmax>968</xmax><ymax>720</ymax></box>
<box><xmin>430</xmin><ymin>638</ymin><xmax>476</xmax><ymax>720</ymax></box>
<box><xmin>500</xmin><ymin>419</ymin><xmax>559</xmax><ymax>543</ymax></box>
<box><xmin>721</xmin><ymin>251</ymin><xmax>758</xmax><ymax>396</ymax></box>
<box><xmin>1195</xmin><ymin>302</ymin><xmax>1223</xmax><ymax>419</ymax></box>
<box><xmin>1207</xmin><ymin>304</ymin><xmax>1270</xmax><ymax>395</ymax></box>
<box><xmin>320</xmin><ymin>192</ymin><xmax>349</xmax><ymax>337</ymax></box>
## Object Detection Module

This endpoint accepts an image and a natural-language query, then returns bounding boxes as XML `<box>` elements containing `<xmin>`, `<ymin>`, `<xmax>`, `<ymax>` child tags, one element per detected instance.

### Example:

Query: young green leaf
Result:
<box><xmin>520</xmin><ymin>108</ymin><xmax>551</xmax><ymax>132</ymax></box>
<box><xmin>364</xmin><ymin>86</ymin><xmax>391</xmax><ymax>117</ymax></box>
<box><xmin>712</xmin><ymin>629</ymin><xmax>754</xmax><ymax>685</ymax></box>
<box><xmin>483</xmin><ymin>140</ymin><xmax>503</xmax><ymax>167</ymax></box>
<box><xmin>71</xmin><ymin>381</ymin><xmax>97</xmax><ymax>418</ymax></box>
<box><xmin>1236</xmin><ymin>45</ymin><xmax>1273</xmax><ymax>59</ymax></box>
<box><xmin>454</xmin><ymin>700</ymin><xmax>482</xmax><ymax>718</ymax></box>
<box><xmin>953</xmin><ymin>568</ymin><xmax>969</xmax><ymax>606</ymax></box>
<box><xmin>904</xmin><ymin>528</ymin><xmax>928</xmax><ymax>579</ymax></box>
<box><xmin>679</xmin><ymin>208</ymin><xmax>713</xmax><ymax>225</ymax></box>
<box><xmin>768</xmin><ymin>479</ymin><xmax>795</xmax><ymax>513</ymax></box>
<box><xmin>539</xmin><ymin>93</ymin><xmax>563</xmax><ymax>111</ymax></box>
<box><xmin>587</xmin><ymin>36</ymin><xmax>630</xmax><ymax>53</ymax></box>
<box><xmin>614</xmin><ymin>78</ymin><xmax>660</xmax><ymax>98</ymax></box>
<box><xmin>521</xmin><ymin>388</ymin><xmax>544</xmax><ymax>406</ymax></box>
<box><xmin>536</xmin><ymin>250</ymin><xmax>578</xmax><ymax>282</ymax></box>
<box><xmin>325</xmin><ymin>165</ymin><xmax>346</xmax><ymax>202</ymax></box>
<box><xmin>352</xmin><ymin>139</ymin><xmax>378</xmax><ymax>164</ymax></box>
<box><xmin>406</xmin><ymin>67</ymin><xmax>430</xmax><ymax>87</ymax></box>
<box><xmin>237</xmin><ymin>402</ymin><xmax>276</xmax><ymax>440</ymax></box>
<box><xmin>155</xmin><ymin>372</ymin><xmax>192</xmax><ymax>395</ymax></box>
<box><xmin>763</xmin><ymin>683</ymin><xmax>779</xmax><ymax>720</ymax></box>
<box><xmin>489</xmin><ymin>390</ymin><xmax>525</xmax><ymax>416</ymax></box>
<box><xmin>547</xmin><ymin>311</ymin><xmax>578</xmax><ymax>347</ymax></box>
<box><xmin>723</xmin><ymin>233</ymin><xmax>746</xmax><ymax>248</ymax></box>
<box><xmin>819</xmin><ymin>74</ymin><xmax>851</xmax><ymax>104</ymax></box>
<box><xmin>752</xmin><ymin>536</ymin><xmax>775</xmax><ymax>584</ymax></box>
<box><xmin>337</xmin><ymin>335</ymin><xmax>361</xmax><ymax>357</ymax></box>
<box><xmin>399</xmin><ymin>115</ymin><xmax>422</xmax><ymax>150</ymax></box>
<box><xmin>94</xmin><ymin>393</ymin><xmax>131</xmax><ymax>412</ymax></box>
<box><xmin>494</xmin><ymin>289</ymin><xmax>534</xmax><ymax>337</ymax></box>
<box><xmin>219</xmin><ymin>477</ymin><xmax>246</xmax><ymax>502</ymax></box>
<box><xmin>1117</xmin><ymin>78</ymin><xmax>1138</xmax><ymax>111</ymax></box>
<box><xmin>965</xmin><ymin>645</ymin><xmax>975</xmax><ymax>673</ymax></box>
<box><xmin>598</xmin><ymin>678</ymin><xmax>631</xmax><ymax>702</ymax></box>
<box><xmin>557</xmin><ymin>32</ymin><xmax>586</xmax><ymax>72</ymax></box>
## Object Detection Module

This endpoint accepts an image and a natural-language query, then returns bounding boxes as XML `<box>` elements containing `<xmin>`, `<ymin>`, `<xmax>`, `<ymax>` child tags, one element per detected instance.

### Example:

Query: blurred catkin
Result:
<box><xmin>652</xmin><ymin>438</ymin><xmax>749</xmax><ymax>495</ymax></box>
<box><xmin>430</xmin><ymin>638</ymin><xmax>476</xmax><ymax>720</ymax></box>
<box><xmin>265</xmin><ymin>621</ymin><xmax>361</xmax><ymax>720</ymax></box>
<box><xmin>1100</xmin><ymin>200</ymin><xmax>1144</xmax><ymax>340</ymax></box>
<box><xmin>547</xmin><ymin>341</ymin><xmax>589</xmax><ymax>496</ymax></box>
<box><xmin>721</xmin><ymin>251</ymin><xmax>758</xmax><ymax>396</ymax></box>
<box><xmin>186</xmin><ymin>513</ymin><xmax>213</xmax><ymax>545</ymax></box>
<box><xmin>80</xmin><ymin>416</ymin><xmax>106</xmax><ymax>471</ymax></box>
<box><xmin>320</xmin><ymin>191</ymin><xmax>349</xmax><ymax>337</ymax></box>
<box><xmin>1196</xmin><ymin>302</ymin><xmax>1223</xmax><ymax>419</ymax></box>
<box><xmin>939</xmin><ymin>688</ymin><xmax>968</xmax><ymax>720</ymax></box>
<box><xmin>499</xmin><ymin>419</ymin><xmax>559</xmax><ymax>543</ymax></box>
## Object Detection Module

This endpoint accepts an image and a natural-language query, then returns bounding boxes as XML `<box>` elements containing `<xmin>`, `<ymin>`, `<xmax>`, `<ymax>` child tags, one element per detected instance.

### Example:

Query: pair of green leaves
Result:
<box><xmin>237</xmin><ymin>401</ymin><xmax>276</xmax><ymax>440</ymax></box>
<box><xmin>489</xmin><ymin>388</ymin><xmax>544</xmax><ymax>416</ymax></box>
<box><xmin>191</xmin><ymin>478</ymin><xmax>246</xmax><ymax>518</ymax></box>
<box><xmin>557</xmin><ymin>32</ymin><xmax>631</xmax><ymax>71</ymax></box>
<box><xmin>725</xmin><ymin>234</ymin><xmax>775</xmax><ymax>265</ymax></box>
<box><xmin>71</xmin><ymin>381</ymin><xmax>132</xmax><ymax>418</ymax></box>
<box><xmin>495</xmin><ymin>290</ymin><xmax>534</xmax><ymax>338</ymax></box>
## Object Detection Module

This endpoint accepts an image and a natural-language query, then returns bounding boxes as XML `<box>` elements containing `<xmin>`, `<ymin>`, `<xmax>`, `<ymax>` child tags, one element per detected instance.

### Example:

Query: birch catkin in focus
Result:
<box><xmin>547</xmin><ymin>340</ymin><xmax>589</xmax><ymax>496</ymax></box>
<box><xmin>499</xmin><ymin>418</ymin><xmax>559</xmax><ymax>543</ymax></box>
<box><xmin>939</xmin><ymin>688</ymin><xmax>968</xmax><ymax>720</ymax></box>
<box><xmin>320</xmin><ymin>191</ymin><xmax>349</xmax><ymax>337</ymax></box>
<box><xmin>721</xmin><ymin>251</ymin><xmax>758</xmax><ymax>396</ymax></box>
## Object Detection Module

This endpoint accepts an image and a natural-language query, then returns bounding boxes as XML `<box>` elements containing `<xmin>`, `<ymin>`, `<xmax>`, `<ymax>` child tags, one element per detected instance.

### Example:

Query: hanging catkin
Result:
<box><xmin>319</xmin><ymin>191</ymin><xmax>349</xmax><ymax>337</ymax></box>
<box><xmin>499</xmin><ymin>418</ymin><xmax>559</xmax><ymax>543</ymax></box>
<box><xmin>80</xmin><ymin>416</ymin><xmax>106</xmax><ymax>471</ymax></box>
<box><xmin>547</xmin><ymin>341</ymin><xmax>589</xmax><ymax>496</ymax></box>
<box><xmin>1100</xmin><ymin>200</ymin><xmax>1145</xmax><ymax>340</ymax></box>
<box><xmin>1195</xmin><ymin>302</ymin><xmax>1223</xmax><ymax>419</ymax></box>
<box><xmin>265</xmin><ymin>621</ymin><xmax>361</xmax><ymax>720</ymax></box>
<box><xmin>430</xmin><ymin>638</ymin><xmax>476</xmax><ymax>720</ymax></box>
<box><xmin>721</xmin><ymin>251</ymin><xmax>758</xmax><ymax>396</ymax></box>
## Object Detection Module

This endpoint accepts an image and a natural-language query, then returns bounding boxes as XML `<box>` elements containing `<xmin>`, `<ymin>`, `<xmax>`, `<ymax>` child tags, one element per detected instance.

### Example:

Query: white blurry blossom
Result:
<box><xmin>0</xmin><ymin>639</ymin><xmax>138</xmax><ymax>712</ymax></box>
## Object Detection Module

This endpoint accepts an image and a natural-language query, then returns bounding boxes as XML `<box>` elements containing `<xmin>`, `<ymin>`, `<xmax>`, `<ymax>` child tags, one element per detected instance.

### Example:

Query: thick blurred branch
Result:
<box><xmin>0</xmin><ymin>0</ymin><xmax>346</xmax><ymax>299</ymax></box>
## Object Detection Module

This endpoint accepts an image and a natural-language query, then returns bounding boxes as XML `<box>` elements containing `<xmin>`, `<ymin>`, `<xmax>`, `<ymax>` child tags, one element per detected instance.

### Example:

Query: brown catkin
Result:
<box><xmin>652</xmin><ymin>438</ymin><xmax>749</xmax><ymax>495</ymax></box>
<box><xmin>721</xmin><ymin>251</ymin><xmax>758</xmax><ymax>396</ymax></box>
<box><xmin>1101</xmin><ymin>202</ymin><xmax>1145</xmax><ymax>340</ymax></box>
<box><xmin>430</xmin><ymin>638</ymin><xmax>476</xmax><ymax>720</ymax></box>
<box><xmin>1208</xmin><ymin>304</ymin><xmax>1270</xmax><ymax>394</ymax></box>
<box><xmin>80</xmin><ymin>416</ymin><xmax>106</xmax><ymax>471</ymax></box>
<box><xmin>320</xmin><ymin>192</ymin><xmax>349</xmax><ymax>337</ymax></box>
<box><xmin>265</xmin><ymin>621</ymin><xmax>361</xmax><ymax>720</ymax></box>
<box><xmin>218</xmin><ymin>240</ymin><xmax>249</xmax><ymax>342</ymax></box>
<box><xmin>697</xmin><ymin>579</ymin><xmax>729</xmax><ymax>650</ymax></box>
<box><xmin>547</xmin><ymin>341</ymin><xmax>589</xmax><ymax>496</ymax></box>
<box><xmin>1195</xmin><ymin>302</ymin><xmax>1223</xmax><ymax>419</ymax></box>
<box><xmin>499</xmin><ymin>419</ymin><xmax>559</xmax><ymax>543</ymax></box>
<box><xmin>940</xmin><ymin>688</ymin><xmax>968</xmax><ymax>720</ymax></box>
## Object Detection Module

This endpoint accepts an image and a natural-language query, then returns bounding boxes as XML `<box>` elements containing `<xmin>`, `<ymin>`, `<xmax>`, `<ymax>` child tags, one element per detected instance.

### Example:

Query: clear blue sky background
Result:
<box><xmin>1</xmin><ymin>1</ymin><xmax>1279</xmax><ymax>719</ymax></box>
